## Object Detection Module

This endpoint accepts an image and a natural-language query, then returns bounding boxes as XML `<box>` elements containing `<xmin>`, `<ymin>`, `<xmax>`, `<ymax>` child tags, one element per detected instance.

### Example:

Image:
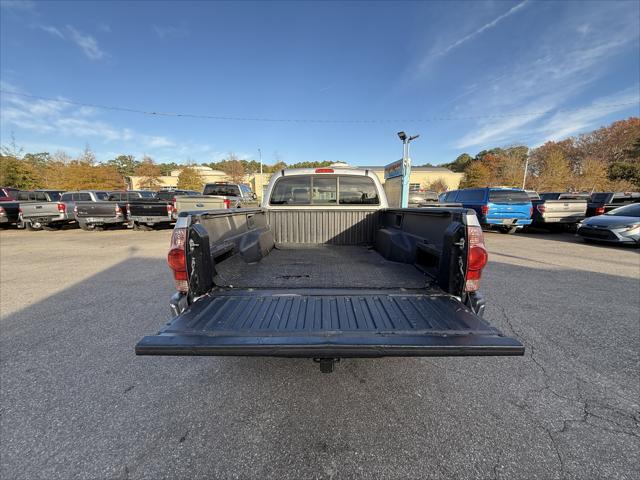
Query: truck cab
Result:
<box><xmin>136</xmin><ymin>168</ymin><xmax>524</xmax><ymax>372</ymax></box>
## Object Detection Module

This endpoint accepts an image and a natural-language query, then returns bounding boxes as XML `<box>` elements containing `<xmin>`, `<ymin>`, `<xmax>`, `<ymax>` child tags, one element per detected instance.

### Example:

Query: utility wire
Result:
<box><xmin>1</xmin><ymin>88</ymin><xmax>638</xmax><ymax>124</ymax></box>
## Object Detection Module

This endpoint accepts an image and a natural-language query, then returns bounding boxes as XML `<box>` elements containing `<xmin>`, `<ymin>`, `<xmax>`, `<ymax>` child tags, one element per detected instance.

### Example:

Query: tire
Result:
<box><xmin>79</xmin><ymin>221</ymin><xmax>95</xmax><ymax>231</ymax></box>
<box><xmin>499</xmin><ymin>226</ymin><xmax>518</xmax><ymax>234</ymax></box>
<box><xmin>26</xmin><ymin>221</ymin><xmax>43</xmax><ymax>231</ymax></box>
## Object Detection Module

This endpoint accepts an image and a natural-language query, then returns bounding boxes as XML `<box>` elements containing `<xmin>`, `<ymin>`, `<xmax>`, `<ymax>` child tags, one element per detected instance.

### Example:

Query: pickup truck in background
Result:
<box><xmin>530</xmin><ymin>192</ymin><xmax>588</xmax><ymax>229</ymax></box>
<box><xmin>174</xmin><ymin>194</ymin><xmax>238</xmax><ymax>215</ymax></box>
<box><xmin>127</xmin><ymin>200</ymin><xmax>174</xmax><ymax>230</ymax></box>
<box><xmin>16</xmin><ymin>190</ymin><xmax>69</xmax><ymax>231</ymax></box>
<box><xmin>136</xmin><ymin>167</ymin><xmax>524</xmax><ymax>373</ymax></box>
<box><xmin>0</xmin><ymin>187</ymin><xmax>19</xmax><ymax>199</ymax></box>
<box><xmin>73</xmin><ymin>191</ymin><xmax>128</xmax><ymax>230</ymax></box>
<box><xmin>155</xmin><ymin>190</ymin><xmax>199</xmax><ymax>220</ymax></box>
<box><xmin>0</xmin><ymin>199</ymin><xmax>20</xmax><ymax>228</ymax></box>
<box><xmin>586</xmin><ymin>192</ymin><xmax>640</xmax><ymax>217</ymax></box>
<box><xmin>202</xmin><ymin>182</ymin><xmax>258</xmax><ymax>207</ymax></box>
<box><xmin>408</xmin><ymin>190</ymin><xmax>439</xmax><ymax>206</ymax></box>
<box><xmin>440</xmin><ymin>187</ymin><xmax>532</xmax><ymax>234</ymax></box>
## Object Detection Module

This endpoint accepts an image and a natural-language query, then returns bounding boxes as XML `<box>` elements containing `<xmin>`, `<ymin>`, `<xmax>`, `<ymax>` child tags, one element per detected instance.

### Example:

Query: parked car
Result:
<box><xmin>136</xmin><ymin>167</ymin><xmax>524</xmax><ymax>373</ymax></box>
<box><xmin>577</xmin><ymin>203</ymin><xmax>640</xmax><ymax>245</ymax></box>
<box><xmin>0</xmin><ymin>199</ymin><xmax>20</xmax><ymax>228</ymax></box>
<box><xmin>440</xmin><ymin>187</ymin><xmax>532</xmax><ymax>234</ymax></box>
<box><xmin>69</xmin><ymin>190</ymin><xmax>125</xmax><ymax>230</ymax></box>
<box><xmin>586</xmin><ymin>192</ymin><xmax>640</xmax><ymax>217</ymax></box>
<box><xmin>202</xmin><ymin>182</ymin><xmax>256</xmax><ymax>207</ymax></box>
<box><xmin>0</xmin><ymin>187</ymin><xmax>19</xmax><ymax>199</ymax></box>
<box><xmin>530</xmin><ymin>192</ymin><xmax>588</xmax><ymax>229</ymax></box>
<box><xmin>16</xmin><ymin>190</ymin><xmax>69</xmax><ymax>231</ymax></box>
<box><xmin>408</xmin><ymin>190</ymin><xmax>439</xmax><ymax>207</ymax></box>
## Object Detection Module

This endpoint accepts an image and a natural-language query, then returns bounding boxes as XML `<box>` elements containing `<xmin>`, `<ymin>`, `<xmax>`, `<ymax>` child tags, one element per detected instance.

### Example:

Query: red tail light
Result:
<box><xmin>223</xmin><ymin>199</ymin><xmax>231</xmax><ymax>209</ymax></box>
<box><xmin>536</xmin><ymin>204</ymin><xmax>545</xmax><ymax>214</ymax></box>
<box><xmin>115</xmin><ymin>204</ymin><xmax>122</xmax><ymax>215</ymax></box>
<box><xmin>73</xmin><ymin>205</ymin><xmax>78</xmax><ymax>214</ymax></box>
<box><xmin>168</xmin><ymin>227</ymin><xmax>188</xmax><ymax>292</ymax></box>
<box><xmin>57</xmin><ymin>203</ymin><xmax>66</xmax><ymax>213</ymax></box>
<box><xmin>480</xmin><ymin>205</ymin><xmax>489</xmax><ymax>216</ymax></box>
<box><xmin>315</xmin><ymin>168</ymin><xmax>334</xmax><ymax>173</ymax></box>
<box><xmin>167</xmin><ymin>203</ymin><xmax>173</xmax><ymax>214</ymax></box>
<box><xmin>595</xmin><ymin>206</ymin><xmax>605</xmax><ymax>215</ymax></box>
<box><xmin>0</xmin><ymin>206</ymin><xmax>5</xmax><ymax>215</ymax></box>
<box><xmin>465</xmin><ymin>225</ymin><xmax>488</xmax><ymax>292</ymax></box>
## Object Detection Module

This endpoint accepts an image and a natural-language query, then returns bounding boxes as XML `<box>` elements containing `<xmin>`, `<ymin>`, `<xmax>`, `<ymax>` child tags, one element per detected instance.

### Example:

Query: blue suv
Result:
<box><xmin>441</xmin><ymin>187</ymin><xmax>533</xmax><ymax>234</ymax></box>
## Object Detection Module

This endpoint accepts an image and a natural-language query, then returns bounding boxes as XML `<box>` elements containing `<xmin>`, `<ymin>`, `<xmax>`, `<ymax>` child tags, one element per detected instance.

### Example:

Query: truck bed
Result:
<box><xmin>214</xmin><ymin>245</ymin><xmax>428</xmax><ymax>289</ymax></box>
<box><xmin>136</xmin><ymin>207</ymin><xmax>524</xmax><ymax>359</ymax></box>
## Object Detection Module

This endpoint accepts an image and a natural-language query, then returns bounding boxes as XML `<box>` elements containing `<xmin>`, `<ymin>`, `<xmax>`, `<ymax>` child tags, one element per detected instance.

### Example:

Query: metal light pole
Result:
<box><xmin>258</xmin><ymin>148</ymin><xmax>263</xmax><ymax>175</ymax></box>
<box><xmin>522</xmin><ymin>156</ymin><xmax>529</xmax><ymax>190</ymax></box>
<box><xmin>397</xmin><ymin>131</ymin><xmax>420</xmax><ymax>208</ymax></box>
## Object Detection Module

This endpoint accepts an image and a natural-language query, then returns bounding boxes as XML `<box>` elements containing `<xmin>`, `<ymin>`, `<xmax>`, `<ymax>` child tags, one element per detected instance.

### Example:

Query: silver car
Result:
<box><xmin>577</xmin><ymin>203</ymin><xmax>640</xmax><ymax>245</ymax></box>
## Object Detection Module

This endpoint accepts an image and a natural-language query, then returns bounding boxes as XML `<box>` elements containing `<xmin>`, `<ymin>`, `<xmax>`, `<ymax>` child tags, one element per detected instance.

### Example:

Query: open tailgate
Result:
<box><xmin>136</xmin><ymin>290</ymin><xmax>524</xmax><ymax>357</ymax></box>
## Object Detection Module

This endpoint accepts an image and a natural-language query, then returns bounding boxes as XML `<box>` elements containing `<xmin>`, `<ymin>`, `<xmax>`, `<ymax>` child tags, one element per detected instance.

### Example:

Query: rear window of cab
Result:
<box><xmin>270</xmin><ymin>175</ymin><xmax>379</xmax><ymax>205</ymax></box>
<box><xmin>488</xmin><ymin>189</ymin><xmax>530</xmax><ymax>203</ymax></box>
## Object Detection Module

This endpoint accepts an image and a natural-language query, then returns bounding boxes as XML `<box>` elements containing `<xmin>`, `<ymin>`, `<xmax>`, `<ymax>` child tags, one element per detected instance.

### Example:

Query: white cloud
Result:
<box><xmin>0</xmin><ymin>85</ymin><xmax>211</xmax><ymax>161</ymax></box>
<box><xmin>38</xmin><ymin>25</ymin><xmax>64</xmax><ymax>39</ymax></box>
<box><xmin>437</xmin><ymin>1</ymin><xmax>529</xmax><ymax>56</ymax></box>
<box><xmin>65</xmin><ymin>26</ymin><xmax>105</xmax><ymax>60</ymax></box>
<box><xmin>449</xmin><ymin>2</ymin><xmax>639</xmax><ymax>149</ymax></box>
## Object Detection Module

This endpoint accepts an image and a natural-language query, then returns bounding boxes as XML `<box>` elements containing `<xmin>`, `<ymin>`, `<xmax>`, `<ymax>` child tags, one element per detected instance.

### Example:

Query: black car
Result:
<box><xmin>577</xmin><ymin>203</ymin><xmax>640</xmax><ymax>245</ymax></box>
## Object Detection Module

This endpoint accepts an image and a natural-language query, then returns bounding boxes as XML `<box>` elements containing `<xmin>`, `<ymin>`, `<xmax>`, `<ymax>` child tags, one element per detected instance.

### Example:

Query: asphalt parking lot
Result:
<box><xmin>1</xmin><ymin>228</ymin><xmax>638</xmax><ymax>479</ymax></box>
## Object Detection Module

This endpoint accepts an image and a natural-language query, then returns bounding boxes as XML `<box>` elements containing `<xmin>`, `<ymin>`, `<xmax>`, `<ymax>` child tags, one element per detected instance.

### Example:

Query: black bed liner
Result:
<box><xmin>136</xmin><ymin>289</ymin><xmax>524</xmax><ymax>357</ymax></box>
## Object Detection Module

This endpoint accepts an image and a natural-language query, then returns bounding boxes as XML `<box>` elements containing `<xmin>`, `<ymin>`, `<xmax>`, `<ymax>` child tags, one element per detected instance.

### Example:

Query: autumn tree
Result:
<box><xmin>134</xmin><ymin>156</ymin><xmax>162</xmax><ymax>189</ymax></box>
<box><xmin>106</xmin><ymin>154</ymin><xmax>140</xmax><ymax>176</ymax></box>
<box><xmin>572</xmin><ymin>158</ymin><xmax>610</xmax><ymax>192</ymax></box>
<box><xmin>177</xmin><ymin>166</ymin><xmax>204</xmax><ymax>191</ymax></box>
<box><xmin>212</xmin><ymin>153</ymin><xmax>246</xmax><ymax>183</ymax></box>
<box><xmin>426</xmin><ymin>178</ymin><xmax>448</xmax><ymax>192</ymax></box>
<box><xmin>533</xmin><ymin>149</ymin><xmax>573</xmax><ymax>191</ymax></box>
<box><xmin>460</xmin><ymin>162</ymin><xmax>492</xmax><ymax>188</ymax></box>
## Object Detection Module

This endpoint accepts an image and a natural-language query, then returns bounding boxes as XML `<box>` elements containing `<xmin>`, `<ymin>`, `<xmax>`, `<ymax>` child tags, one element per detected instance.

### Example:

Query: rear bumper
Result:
<box><xmin>23</xmin><ymin>213</ymin><xmax>71</xmax><ymax>224</ymax></box>
<box><xmin>136</xmin><ymin>333</ymin><xmax>524</xmax><ymax>357</ymax></box>
<box><xmin>485</xmin><ymin>218</ymin><xmax>532</xmax><ymax>226</ymax></box>
<box><xmin>533</xmin><ymin>216</ymin><xmax>585</xmax><ymax>224</ymax></box>
<box><xmin>78</xmin><ymin>215</ymin><xmax>126</xmax><ymax>225</ymax></box>
<box><xmin>129</xmin><ymin>215</ymin><xmax>173</xmax><ymax>224</ymax></box>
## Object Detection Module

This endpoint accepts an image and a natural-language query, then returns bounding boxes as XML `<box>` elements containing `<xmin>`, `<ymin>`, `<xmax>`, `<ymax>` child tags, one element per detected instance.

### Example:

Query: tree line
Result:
<box><xmin>439</xmin><ymin>117</ymin><xmax>639</xmax><ymax>191</ymax></box>
<box><xmin>1</xmin><ymin>117</ymin><xmax>638</xmax><ymax>192</ymax></box>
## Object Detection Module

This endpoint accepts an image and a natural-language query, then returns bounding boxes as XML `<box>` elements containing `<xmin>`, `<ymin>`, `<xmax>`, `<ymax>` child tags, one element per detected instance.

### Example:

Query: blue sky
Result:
<box><xmin>1</xmin><ymin>0</ymin><xmax>639</xmax><ymax>166</ymax></box>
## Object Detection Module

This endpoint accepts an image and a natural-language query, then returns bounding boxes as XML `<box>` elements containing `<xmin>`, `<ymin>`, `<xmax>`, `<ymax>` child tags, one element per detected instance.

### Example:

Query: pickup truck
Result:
<box><xmin>586</xmin><ymin>192</ymin><xmax>640</xmax><ymax>217</ymax></box>
<box><xmin>0</xmin><ymin>199</ymin><xmax>20</xmax><ymax>228</ymax></box>
<box><xmin>203</xmin><ymin>182</ymin><xmax>258</xmax><ymax>207</ymax></box>
<box><xmin>155</xmin><ymin>190</ymin><xmax>200</xmax><ymax>220</ymax></box>
<box><xmin>136</xmin><ymin>167</ymin><xmax>524</xmax><ymax>373</ymax></box>
<box><xmin>127</xmin><ymin>201</ymin><xmax>174</xmax><ymax>230</ymax></box>
<box><xmin>16</xmin><ymin>190</ymin><xmax>69</xmax><ymax>230</ymax></box>
<box><xmin>440</xmin><ymin>187</ymin><xmax>532</xmax><ymax>234</ymax></box>
<box><xmin>530</xmin><ymin>192</ymin><xmax>588</xmax><ymax>229</ymax></box>
<box><xmin>173</xmin><ymin>194</ymin><xmax>237</xmax><ymax>215</ymax></box>
<box><xmin>73</xmin><ymin>191</ymin><xmax>127</xmax><ymax>230</ymax></box>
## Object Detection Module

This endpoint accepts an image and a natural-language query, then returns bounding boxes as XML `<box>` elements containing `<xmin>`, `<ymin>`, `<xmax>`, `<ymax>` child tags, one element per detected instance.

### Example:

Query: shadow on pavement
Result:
<box><xmin>1</xmin><ymin>256</ymin><xmax>638</xmax><ymax>480</ymax></box>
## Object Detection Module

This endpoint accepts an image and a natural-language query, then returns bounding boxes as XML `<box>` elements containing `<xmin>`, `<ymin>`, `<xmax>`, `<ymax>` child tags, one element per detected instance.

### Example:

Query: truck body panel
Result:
<box><xmin>531</xmin><ymin>198</ymin><xmax>587</xmax><ymax>225</ymax></box>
